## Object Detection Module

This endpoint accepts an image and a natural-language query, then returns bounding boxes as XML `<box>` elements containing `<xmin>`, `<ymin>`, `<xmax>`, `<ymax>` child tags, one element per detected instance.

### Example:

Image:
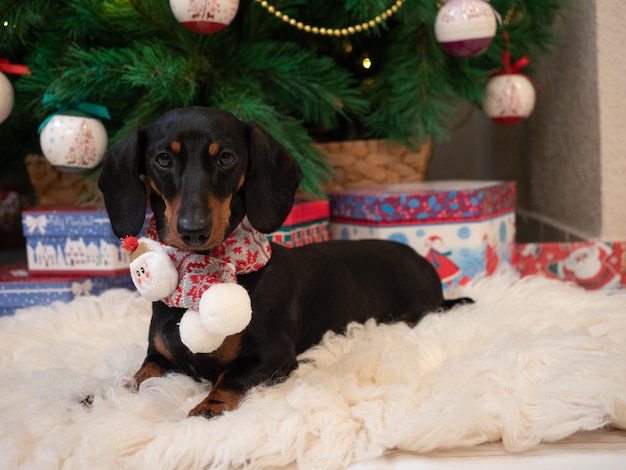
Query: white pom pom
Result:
<box><xmin>129</xmin><ymin>250</ymin><xmax>178</xmax><ymax>302</ymax></box>
<box><xmin>179</xmin><ymin>309</ymin><xmax>226</xmax><ymax>354</ymax></box>
<box><xmin>198</xmin><ymin>283</ymin><xmax>252</xmax><ymax>336</ymax></box>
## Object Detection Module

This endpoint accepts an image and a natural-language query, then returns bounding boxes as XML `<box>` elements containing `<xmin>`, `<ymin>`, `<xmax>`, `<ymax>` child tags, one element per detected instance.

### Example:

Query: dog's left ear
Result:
<box><xmin>98</xmin><ymin>128</ymin><xmax>147</xmax><ymax>238</ymax></box>
<box><xmin>244</xmin><ymin>122</ymin><xmax>303</xmax><ymax>233</ymax></box>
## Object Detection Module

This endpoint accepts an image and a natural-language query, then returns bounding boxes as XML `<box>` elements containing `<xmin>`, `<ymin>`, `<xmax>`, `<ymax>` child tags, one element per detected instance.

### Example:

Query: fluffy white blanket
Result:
<box><xmin>1</xmin><ymin>272</ymin><xmax>625</xmax><ymax>469</ymax></box>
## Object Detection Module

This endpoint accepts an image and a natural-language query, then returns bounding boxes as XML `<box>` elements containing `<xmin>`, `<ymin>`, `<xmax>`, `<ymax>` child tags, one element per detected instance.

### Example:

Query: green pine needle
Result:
<box><xmin>0</xmin><ymin>0</ymin><xmax>564</xmax><ymax>195</ymax></box>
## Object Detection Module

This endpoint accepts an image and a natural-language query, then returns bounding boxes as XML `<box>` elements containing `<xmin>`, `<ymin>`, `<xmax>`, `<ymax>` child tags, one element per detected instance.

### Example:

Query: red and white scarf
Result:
<box><xmin>145</xmin><ymin>216</ymin><xmax>271</xmax><ymax>310</ymax></box>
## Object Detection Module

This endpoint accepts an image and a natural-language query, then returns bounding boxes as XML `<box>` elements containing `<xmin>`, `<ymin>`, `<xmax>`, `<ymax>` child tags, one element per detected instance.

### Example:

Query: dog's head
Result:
<box><xmin>98</xmin><ymin>107</ymin><xmax>303</xmax><ymax>251</ymax></box>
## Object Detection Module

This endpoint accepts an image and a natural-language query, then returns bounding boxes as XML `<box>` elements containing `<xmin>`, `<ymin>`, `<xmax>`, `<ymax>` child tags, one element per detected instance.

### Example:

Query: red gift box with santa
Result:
<box><xmin>328</xmin><ymin>180</ymin><xmax>516</xmax><ymax>289</ymax></box>
<box><xmin>516</xmin><ymin>242</ymin><xmax>626</xmax><ymax>290</ymax></box>
<box><xmin>267</xmin><ymin>199</ymin><xmax>330</xmax><ymax>248</ymax></box>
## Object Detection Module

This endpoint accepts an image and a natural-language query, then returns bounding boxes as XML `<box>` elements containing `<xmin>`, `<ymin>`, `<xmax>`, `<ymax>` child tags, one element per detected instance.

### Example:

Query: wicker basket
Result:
<box><xmin>25</xmin><ymin>154</ymin><xmax>103</xmax><ymax>206</ymax></box>
<box><xmin>315</xmin><ymin>139</ymin><xmax>432</xmax><ymax>192</ymax></box>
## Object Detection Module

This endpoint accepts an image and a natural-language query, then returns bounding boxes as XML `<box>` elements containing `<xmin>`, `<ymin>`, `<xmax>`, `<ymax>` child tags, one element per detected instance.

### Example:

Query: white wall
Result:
<box><xmin>596</xmin><ymin>0</ymin><xmax>626</xmax><ymax>239</ymax></box>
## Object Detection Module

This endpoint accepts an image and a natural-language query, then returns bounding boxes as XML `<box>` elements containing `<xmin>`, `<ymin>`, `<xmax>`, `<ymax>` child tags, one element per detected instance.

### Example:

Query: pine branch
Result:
<box><xmin>0</xmin><ymin>0</ymin><xmax>565</xmax><ymax>195</ymax></box>
<box><xmin>214</xmin><ymin>40</ymin><xmax>367</xmax><ymax>129</ymax></box>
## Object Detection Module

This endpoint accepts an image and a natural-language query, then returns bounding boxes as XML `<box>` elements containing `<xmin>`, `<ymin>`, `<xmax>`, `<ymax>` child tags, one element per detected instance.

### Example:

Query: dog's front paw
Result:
<box><xmin>188</xmin><ymin>401</ymin><xmax>226</xmax><ymax>419</ymax></box>
<box><xmin>188</xmin><ymin>389</ymin><xmax>242</xmax><ymax>418</ymax></box>
<box><xmin>127</xmin><ymin>361</ymin><xmax>166</xmax><ymax>391</ymax></box>
<box><xmin>179</xmin><ymin>309</ymin><xmax>226</xmax><ymax>354</ymax></box>
<box><xmin>198</xmin><ymin>283</ymin><xmax>252</xmax><ymax>336</ymax></box>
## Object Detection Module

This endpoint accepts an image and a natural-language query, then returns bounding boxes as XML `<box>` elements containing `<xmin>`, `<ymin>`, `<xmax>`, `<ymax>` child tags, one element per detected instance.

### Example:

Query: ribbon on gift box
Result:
<box><xmin>37</xmin><ymin>93</ymin><xmax>111</xmax><ymax>133</ymax></box>
<box><xmin>24</xmin><ymin>214</ymin><xmax>49</xmax><ymax>235</ymax></box>
<box><xmin>0</xmin><ymin>59</ymin><xmax>31</xmax><ymax>75</ymax></box>
<box><xmin>71</xmin><ymin>279</ymin><xmax>94</xmax><ymax>297</ymax></box>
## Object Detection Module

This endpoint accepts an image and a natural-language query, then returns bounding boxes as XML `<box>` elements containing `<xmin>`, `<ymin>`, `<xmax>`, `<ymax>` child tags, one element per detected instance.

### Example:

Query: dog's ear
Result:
<box><xmin>245</xmin><ymin>122</ymin><xmax>303</xmax><ymax>233</ymax></box>
<box><xmin>98</xmin><ymin>128</ymin><xmax>147</xmax><ymax>238</ymax></box>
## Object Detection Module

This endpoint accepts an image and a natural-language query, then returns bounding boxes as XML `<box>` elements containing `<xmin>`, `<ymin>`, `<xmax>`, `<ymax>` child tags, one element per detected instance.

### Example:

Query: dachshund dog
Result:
<box><xmin>98</xmin><ymin>107</ymin><xmax>466</xmax><ymax>418</ymax></box>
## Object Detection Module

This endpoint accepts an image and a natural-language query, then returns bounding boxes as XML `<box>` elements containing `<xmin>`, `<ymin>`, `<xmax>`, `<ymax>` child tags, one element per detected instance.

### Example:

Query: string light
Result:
<box><xmin>253</xmin><ymin>0</ymin><xmax>406</xmax><ymax>37</ymax></box>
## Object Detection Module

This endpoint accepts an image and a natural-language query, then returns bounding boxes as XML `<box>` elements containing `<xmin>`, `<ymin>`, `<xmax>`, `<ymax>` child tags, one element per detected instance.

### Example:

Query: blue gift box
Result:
<box><xmin>0</xmin><ymin>263</ymin><xmax>134</xmax><ymax>316</ymax></box>
<box><xmin>22</xmin><ymin>206</ymin><xmax>150</xmax><ymax>276</ymax></box>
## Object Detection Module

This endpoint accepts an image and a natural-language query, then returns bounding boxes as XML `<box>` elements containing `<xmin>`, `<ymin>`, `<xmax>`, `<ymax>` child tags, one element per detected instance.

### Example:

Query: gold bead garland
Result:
<box><xmin>253</xmin><ymin>0</ymin><xmax>406</xmax><ymax>36</ymax></box>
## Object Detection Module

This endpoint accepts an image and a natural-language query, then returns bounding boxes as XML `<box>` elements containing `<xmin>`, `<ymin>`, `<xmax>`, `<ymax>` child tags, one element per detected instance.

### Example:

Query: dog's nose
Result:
<box><xmin>178</xmin><ymin>218</ymin><xmax>211</xmax><ymax>247</ymax></box>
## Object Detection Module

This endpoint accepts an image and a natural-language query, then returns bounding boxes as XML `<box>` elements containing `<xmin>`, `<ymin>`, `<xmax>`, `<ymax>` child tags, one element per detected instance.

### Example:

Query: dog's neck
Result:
<box><xmin>145</xmin><ymin>216</ymin><xmax>272</xmax><ymax>275</ymax></box>
<box><xmin>209</xmin><ymin>216</ymin><xmax>272</xmax><ymax>274</ymax></box>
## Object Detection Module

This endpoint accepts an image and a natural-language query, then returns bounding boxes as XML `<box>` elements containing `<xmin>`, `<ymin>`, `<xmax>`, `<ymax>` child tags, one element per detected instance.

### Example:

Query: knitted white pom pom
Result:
<box><xmin>129</xmin><ymin>247</ymin><xmax>179</xmax><ymax>302</ymax></box>
<box><xmin>179</xmin><ymin>309</ymin><xmax>226</xmax><ymax>354</ymax></box>
<box><xmin>198</xmin><ymin>283</ymin><xmax>252</xmax><ymax>336</ymax></box>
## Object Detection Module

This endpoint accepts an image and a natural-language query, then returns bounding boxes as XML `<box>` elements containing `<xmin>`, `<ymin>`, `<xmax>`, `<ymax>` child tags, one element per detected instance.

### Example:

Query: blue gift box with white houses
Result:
<box><xmin>22</xmin><ymin>206</ymin><xmax>150</xmax><ymax>276</ymax></box>
<box><xmin>329</xmin><ymin>180</ymin><xmax>517</xmax><ymax>288</ymax></box>
<box><xmin>0</xmin><ymin>263</ymin><xmax>134</xmax><ymax>316</ymax></box>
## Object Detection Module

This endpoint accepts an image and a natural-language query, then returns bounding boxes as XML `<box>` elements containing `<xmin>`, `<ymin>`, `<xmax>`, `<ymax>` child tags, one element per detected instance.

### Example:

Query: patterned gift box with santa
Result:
<box><xmin>516</xmin><ymin>242</ymin><xmax>626</xmax><ymax>290</ymax></box>
<box><xmin>0</xmin><ymin>263</ymin><xmax>134</xmax><ymax>316</ymax></box>
<box><xmin>329</xmin><ymin>180</ymin><xmax>516</xmax><ymax>288</ymax></box>
<box><xmin>22</xmin><ymin>206</ymin><xmax>151</xmax><ymax>276</ymax></box>
<box><xmin>268</xmin><ymin>199</ymin><xmax>330</xmax><ymax>248</ymax></box>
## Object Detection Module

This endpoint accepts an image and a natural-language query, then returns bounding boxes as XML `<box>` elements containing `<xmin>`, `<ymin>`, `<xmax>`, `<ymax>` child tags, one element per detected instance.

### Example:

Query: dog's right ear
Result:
<box><xmin>98</xmin><ymin>128</ymin><xmax>147</xmax><ymax>238</ymax></box>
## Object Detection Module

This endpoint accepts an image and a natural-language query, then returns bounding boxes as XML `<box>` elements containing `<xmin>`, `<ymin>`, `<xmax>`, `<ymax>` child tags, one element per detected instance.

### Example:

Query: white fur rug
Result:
<box><xmin>1</xmin><ymin>272</ymin><xmax>626</xmax><ymax>469</ymax></box>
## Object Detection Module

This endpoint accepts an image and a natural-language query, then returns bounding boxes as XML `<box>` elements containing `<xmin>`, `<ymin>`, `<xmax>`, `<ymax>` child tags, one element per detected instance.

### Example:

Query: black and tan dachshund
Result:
<box><xmin>98</xmin><ymin>107</ymin><xmax>468</xmax><ymax>418</ymax></box>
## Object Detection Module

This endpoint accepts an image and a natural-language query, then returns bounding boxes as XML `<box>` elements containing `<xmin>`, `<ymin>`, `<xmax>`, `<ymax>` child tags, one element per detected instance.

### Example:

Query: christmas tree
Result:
<box><xmin>0</xmin><ymin>0</ymin><xmax>562</xmax><ymax>196</ymax></box>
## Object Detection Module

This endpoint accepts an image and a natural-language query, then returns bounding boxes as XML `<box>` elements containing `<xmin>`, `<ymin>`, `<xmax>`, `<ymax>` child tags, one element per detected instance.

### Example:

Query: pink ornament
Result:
<box><xmin>434</xmin><ymin>0</ymin><xmax>498</xmax><ymax>58</ymax></box>
<box><xmin>483</xmin><ymin>73</ymin><xmax>535</xmax><ymax>124</ymax></box>
<box><xmin>169</xmin><ymin>0</ymin><xmax>239</xmax><ymax>34</ymax></box>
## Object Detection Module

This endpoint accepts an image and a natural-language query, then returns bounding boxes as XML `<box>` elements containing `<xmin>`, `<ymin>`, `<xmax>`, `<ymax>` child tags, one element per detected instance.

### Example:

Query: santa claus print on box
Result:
<box><xmin>22</xmin><ymin>207</ymin><xmax>151</xmax><ymax>276</ymax></box>
<box><xmin>517</xmin><ymin>242</ymin><xmax>626</xmax><ymax>290</ymax></box>
<box><xmin>329</xmin><ymin>181</ymin><xmax>516</xmax><ymax>288</ymax></box>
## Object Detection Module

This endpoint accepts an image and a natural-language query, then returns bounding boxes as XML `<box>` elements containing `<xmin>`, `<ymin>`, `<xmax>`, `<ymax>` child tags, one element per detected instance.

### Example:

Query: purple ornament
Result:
<box><xmin>434</xmin><ymin>0</ymin><xmax>498</xmax><ymax>58</ymax></box>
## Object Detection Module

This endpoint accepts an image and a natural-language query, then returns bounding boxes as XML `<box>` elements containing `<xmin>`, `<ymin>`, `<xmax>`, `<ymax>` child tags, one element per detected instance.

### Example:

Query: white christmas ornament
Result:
<box><xmin>169</xmin><ymin>0</ymin><xmax>239</xmax><ymax>34</ymax></box>
<box><xmin>0</xmin><ymin>71</ymin><xmax>14</xmax><ymax>124</ymax></box>
<box><xmin>483</xmin><ymin>73</ymin><xmax>536</xmax><ymax>124</ymax></box>
<box><xmin>435</xmin><ymin>0</ymin><xmax>498</xmax><ymax>58</ymax></box>
<box><xmin>39</xmin><ymin>112</ymin><xmax>108</xmax><ymax>170</ymax></box>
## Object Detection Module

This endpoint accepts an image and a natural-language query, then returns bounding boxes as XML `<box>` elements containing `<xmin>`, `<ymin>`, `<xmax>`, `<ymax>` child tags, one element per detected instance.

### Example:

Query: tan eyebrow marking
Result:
<box><xmin>171</xmin><ymin>140</ymin><xmax>181</xmax><ymax>153</ymax></box>
<box><xmin>209</xmin><ymin>142</ymin><xmax>220</xmax><ymax>157</ymax></box>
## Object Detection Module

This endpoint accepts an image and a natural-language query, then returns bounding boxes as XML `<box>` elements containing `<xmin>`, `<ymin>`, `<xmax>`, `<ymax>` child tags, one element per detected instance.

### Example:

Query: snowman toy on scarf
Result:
<box><xmin>122</xmin><ymin>216</ymin><xmax>271</xmax><ymax>354</ymax></box>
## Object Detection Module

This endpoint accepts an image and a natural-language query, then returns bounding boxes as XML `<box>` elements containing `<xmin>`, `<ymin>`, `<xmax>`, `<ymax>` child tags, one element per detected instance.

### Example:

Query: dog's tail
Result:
<box><xmin>441</xmin><ymin>297</ymin><xmax>474</xmax><ymax>310</ymax></box>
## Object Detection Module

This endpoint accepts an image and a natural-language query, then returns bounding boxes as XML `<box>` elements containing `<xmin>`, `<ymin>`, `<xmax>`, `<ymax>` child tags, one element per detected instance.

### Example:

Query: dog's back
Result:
<box><xmin>239</xmin><ymin>239</ymin><xmax>444</xmax><ymax>354</ymax></box>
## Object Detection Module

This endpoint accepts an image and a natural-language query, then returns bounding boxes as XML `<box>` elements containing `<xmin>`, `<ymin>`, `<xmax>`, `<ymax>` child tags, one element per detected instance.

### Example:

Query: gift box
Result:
<box><xmin>0</xmin><ymin>263</ymin><xmax>134</xmax><ymax>316</ymax></box>
<box><xmin>329</xmin><ymin>180</ymin><xmax>516</xmax><ymax>288</ymax></box>
<box><xmin>22</xmin><ymin>206</ymin><xmax>150</xmax><ymax>276</ymax></box>
<box><xmin>516</xmin><ymin>241</ymin><xmax>626</xmax><ymax>290</ymax></box>
<box><xmin>268</xmin><ymin>199</ymin><xmax>330</xmax><ymax>248</ymax></box>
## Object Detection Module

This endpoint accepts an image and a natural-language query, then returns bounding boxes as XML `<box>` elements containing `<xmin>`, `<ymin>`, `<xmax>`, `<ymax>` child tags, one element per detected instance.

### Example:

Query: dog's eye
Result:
<box><xmin>155</xmin><ymin>153</ymin><xmax>173</xmax><ymax>168</ymax></box>
<box><xmin>217</xmin><ymin>152</ymin><xmax>236</xmax><ymax>168</ymax></box>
